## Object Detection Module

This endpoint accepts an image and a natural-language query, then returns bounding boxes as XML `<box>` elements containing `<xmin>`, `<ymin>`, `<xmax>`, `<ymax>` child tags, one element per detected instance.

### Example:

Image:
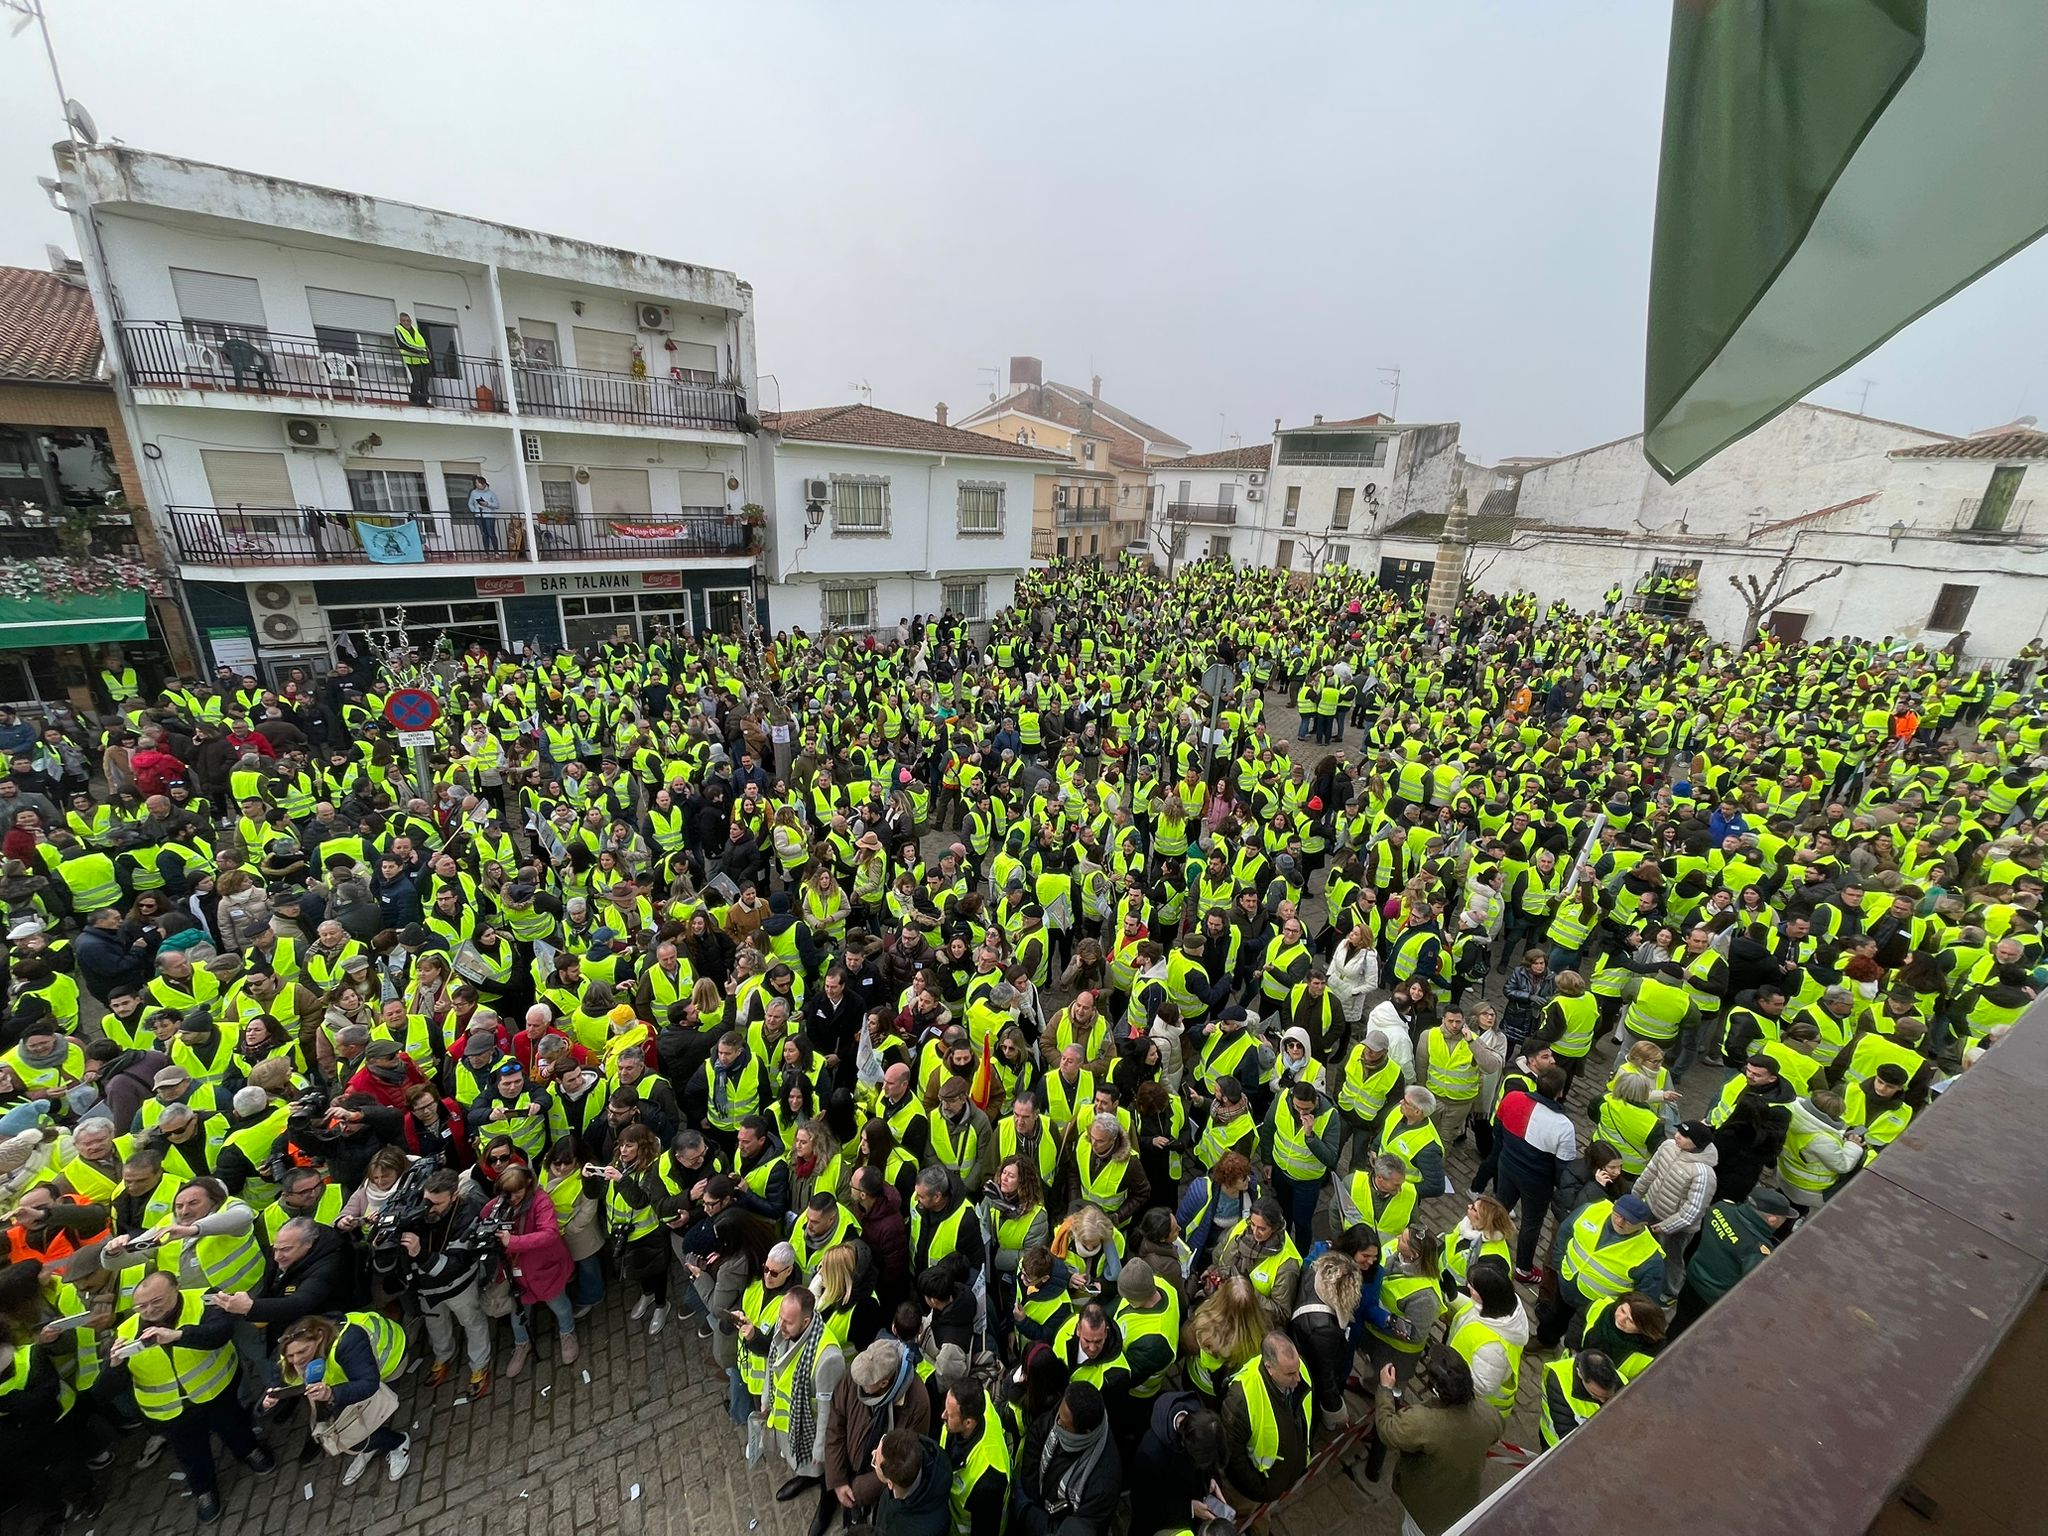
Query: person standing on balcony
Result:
<box><xmin>468</xmin><ymin>477</ymin><xmax>504</xmax><ymax>552</ymax></box>
<box><xmin>395</xmin><ymin>312</ymin><xmax>432</xmax><ymax>405</ymax></box>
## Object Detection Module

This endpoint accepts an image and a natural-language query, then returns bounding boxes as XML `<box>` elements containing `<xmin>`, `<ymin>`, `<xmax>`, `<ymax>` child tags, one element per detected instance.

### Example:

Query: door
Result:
<box><xmin>1767</xmin><ymin>610</ymin><xmax>1809</xmax><ymax>643</ymax></box>
<box><xmin>706</xmin><ymin>589</ymin><xmax>747</xmax><ymax>635</ymax></box>
<box><xmin>1275</xmin><ymin>538</ymin><xmax>1294</xmax><ymax>570</ymax></box>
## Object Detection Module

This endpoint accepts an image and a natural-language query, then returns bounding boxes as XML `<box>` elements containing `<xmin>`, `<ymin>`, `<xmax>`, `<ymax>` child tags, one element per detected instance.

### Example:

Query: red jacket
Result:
<box><xmin>484</xmin><ymin>1187</ymin><xmax>574</xmax><ymax>1304</ymax></box>
<box><xmin>224</xmin><ymin>729</ymin><xmax>276</xmax><ymax>759</ymax></box>
<box><xmin>131</xmin><ymin>747</ymin><xmax>187</xmax><ymax>796</ymax></box>
<box><xmin>346</xmin><ymin>1055</ymin><xmax>428</xmax><ymax>1110</ymax></box>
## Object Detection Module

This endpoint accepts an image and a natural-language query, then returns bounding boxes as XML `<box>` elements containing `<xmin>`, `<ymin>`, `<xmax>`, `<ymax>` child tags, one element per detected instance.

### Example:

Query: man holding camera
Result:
<box><xmin>370</xmin><ymin>1168</ymin><xmax>495</xmax><ymax>1398</ymax></box>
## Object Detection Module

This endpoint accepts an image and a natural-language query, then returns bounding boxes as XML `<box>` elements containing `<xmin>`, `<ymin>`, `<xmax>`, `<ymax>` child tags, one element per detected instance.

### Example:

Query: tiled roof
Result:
<box><xmin>764</xmin><ymin>405</ymin><xmax>1069</xmax><ymax>460</ymax></box>
<box><xmin>1043</xmin><ymin>382</ymin><xmax>1189</xmax><ymax>452</ymax></box>
<box><xmin>1157</xmin><ymin>444</ymin><xmax>1272</xmax><ymax>471</ymax></box>
<box><xmin>1891</xmin><ymin>429</ymin><xmax>2048</xmax><ymax>460</ymax></box>
<box><xmin>0</xmin><ymin>266</ymin><xmax>104</xmax><ymax>384</ymax></box>
<box><xmin>1383</xmin><ymin>499</ymin><xmax>1521</xmax><ymax>545</ymax></box>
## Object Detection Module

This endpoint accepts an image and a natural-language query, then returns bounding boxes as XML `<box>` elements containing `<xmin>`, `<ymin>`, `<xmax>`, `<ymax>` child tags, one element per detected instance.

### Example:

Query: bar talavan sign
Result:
<box><xmin>475</xmin><ymin>572</ymin><xmax>684</xmax><ymax>596</ymax></box>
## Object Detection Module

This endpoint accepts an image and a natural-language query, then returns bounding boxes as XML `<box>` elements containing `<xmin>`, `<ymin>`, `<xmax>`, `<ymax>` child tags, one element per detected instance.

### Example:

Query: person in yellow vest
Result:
<box><xmin>939</xmin><ymin>1376</ymin><xmax>1012</xmax><ymax>1536</ymax></box>
<box><xmin>1777</xmin><ymin>1090</ymin><xmax>1861</xmax><ymax>1212</ymax></box>
<box><xmin>394</xmin><ymin>311</ymin><xmax>432</xmax><ymax>405</ymax></box>
<box><xmin>736</xmin><ymin>1284</ymin><xmax>841</xmax><ymax>1502</ymax></box>
<box><xmin>1534</xmin><ymin>1193</ymin><xmax>1664</xmax><ymax>1347</ymax></box>
<box><xmin>112</xmin><ymin>1270</ymin><xmax>274</xmax><ymax>1521</ymax></box>
<box><xmin>1221</xmin><ymin>1331</ymin><xmax>1312</xmax><ymax>1504</ymax></box>
<box><xmin>264</xmin><ymin>1309</ymin><xmax>410</xmax><ymax>1484</ymax></box>
<box><xmin>1442</xmin><ymin>1256</ymin><xmax>1530</xmax><ymax>1419</ymax></box>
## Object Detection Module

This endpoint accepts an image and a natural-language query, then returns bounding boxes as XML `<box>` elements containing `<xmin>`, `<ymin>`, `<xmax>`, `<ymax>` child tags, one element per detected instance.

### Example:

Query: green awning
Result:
<box><xmin>0</xmin><ymin>590</ymin><xmax>148</xmax><ymax>647</ymax></box>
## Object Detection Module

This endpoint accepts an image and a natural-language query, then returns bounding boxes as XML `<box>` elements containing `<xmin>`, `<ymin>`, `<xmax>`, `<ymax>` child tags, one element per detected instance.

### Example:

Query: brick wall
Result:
<box><xmin>0</xmin><ymin>380</ymin><xmax>141</xmax><ymax>500</ymax></box>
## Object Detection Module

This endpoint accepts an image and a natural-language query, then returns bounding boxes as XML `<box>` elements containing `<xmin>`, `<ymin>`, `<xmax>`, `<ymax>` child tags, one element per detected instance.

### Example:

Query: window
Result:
<box><xmin>201</xmin><ymin>449</ymin><xmax>292</xmax><ymax>534</ymax></box>
<box><xmin>957</xmin><ymin>481</ymin><xmax>1004</xmax><ymax>535</ymax></box>
<box><xmin>585</xmin><ymin>469</ymin><xmax>652</xmax><ymax>519</ymax></box>
<box><xmin>669</xmin><ymin>341</ymin><xmax>719</xmax><ymax>385</ymax></box>
<box><xmin>1332</xmin><ymin>487</ymin><xmax>1355</xmax><ymax>529</ymax></box>
<box><xmin>1082</xmin><ymin>441</ymin><xmax>1096</xmax><ymax>464</ymax></box>
<box><xmin>307</xmin><ymin>288</ymin><xmax>398</xmax><ymax>358</ymax></box>
<box><xmin>572</xmin><ymin>326</ymin><xmax>636</xmax><ymax>374</ymax></box>
<box><xmin>171</xmin><ymin>269</ymin><xmax>266</xmax><ymax>342</ymax></box>
<box><xmin>677</xmin><ymin>470</ymin><xmax>726</xmax><ymax>513</ymax></box>
<box><xmin>942</xmin><ymin>580</ymin><xmax>987</xmax><ymax>620</ymax></box>
<box><xmin>441</xmin><ymin>462</ymin><xmax>483</xmax><ymax>526</ymax></box>
<box><xmin>1974</xmin><ymin>465</ymin><xmax>2026</xmax><ymax>531</ymax></box>
<box><xmin>517</xmin><ymin>319</ymin><xmax>561</xmax><ymax>366</ymax></box>
<box><xmin>831</xmin><ymin>475</ymin><xmax>889</xmax><ymax>534</ymax></box>
<box><xmin>326</xmin><ymin>601</ymin><xmax>502</xmax><ymax>655</ymax></box>
<box><xmin>1089</xmin><ymin>534</ymin><xmax>1099</xmax><ymax>555</ymax></box>
<box><xmin>346</xmin><ymin>461</ymin><xmax>428</xmax><ymax>514</ymax></box>
<box><xmin>824</xmin><ymin>584</ymin><xmax>876</xmax><ymax>630</ymax></box>
<box><xmin>1283</xmin><ymin>485</ymin><xmax>1300</xmax><ymax>527</ymax></box>
<box><xmin>538</xmin><ymin>475</ymin><xmax>578</xmax><ymax>522</ymax></box>
<box><xmin>414</xmin><ymin>304</ymin><xmax>461</xmax><ymax>380</ymax></box>
<box><xmin>1056</xmin><ymin>536</ymin><xmax>1068</xmax><ymax>557</ymax></box>
<box><xmin>1146</xmin><ymin>484</ymin><xmax>1156</xmax><ymax>511</ymax></box>
<box><xmin>1330</xmin><ymin>543</ymin><xmax>1351</xmax><ymax>567</ymax></box>
<box><xmin>1929</xmin><ymin>583</ymin><xmax>1978</xmax><ymax>631</ymax></box>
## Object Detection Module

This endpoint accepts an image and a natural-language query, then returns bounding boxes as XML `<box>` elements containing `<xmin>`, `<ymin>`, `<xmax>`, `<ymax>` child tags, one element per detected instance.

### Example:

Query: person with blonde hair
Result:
<box><xmin>1051</xmin><ymin>1201</ymin><xmax>1123</xmax><ymax>1302</ymax></box>
<box><xmin>808</xmin><ymin>1241</ymin><xmax>860</xmax><ymax>1354</ymax></box>
<box><xmin>1185</xmin><ymin>1273</ymin><xmax>1269</xmax><ymax>1405</ymax></box>
<box><xmin>1441</xmin><ymin>1194</ymin><xmax>1516</xmax><ymax>1297</ymax></box>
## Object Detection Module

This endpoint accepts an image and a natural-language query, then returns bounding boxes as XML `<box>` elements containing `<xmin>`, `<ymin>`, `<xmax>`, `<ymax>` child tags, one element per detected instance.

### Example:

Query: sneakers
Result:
<box><xmin>342</xmin><ymin>1449</ymin><xmax>376</xmax><ymax>1487</ymax></box>
<box><xmin>573</xmin><ymin>1302</ymin><xmax>596</xmax><ymax>1320</ymax></box>
<box><xmin>505</xmin><ymin>1342</ymin><xmax>532</xmax><ymax>1379</ymax></box>
<box><xmin>560</xmin><ymin>1333</ymin><xmax>580</xmax><ymax>1366</ymax></box>
<box><xmin>695</xmin><ymin>1317</ymin><xmax>714</xmax><ymax>1341</ymax></box>
<box><xmin>196</xmin><ymin>1491</ymin><xmax>223</xmax><ymax>1525</ymax></box>
<box><xmin>386</xmin><ymin>1434</ymin><xmax>412</xmax><ymax>1482</ymax></box>
<box><xmin>1513</xmin><ymin>1265</ymin><xmax>1545</xmax><ymax>1285</ymax></box>
<box><xmin>630</xmin><ymin>1294</ymin><xmax>653</xmax><ymax>1322</ymax></box>
<box><xmin>139</xmin><ymin>1432</ymin><xmax>168</xmax><ymax>1469</ymax></box>
<box><xmin>469</xmin><ymin>1366</ymin><xmax>493</xmax><ymax>1400</ymax></box>
<box><xmin>246</xmin><ymin>1445</ymin><xmax>276</xmax><ymax>1475</ymax></box>
<box><xmin>428</xmin><ymin>1359</ymin><xmax>454</xmax><ymax>1389</ymax></box>
<box><xmin>648</xmin><ymin>1304</ymin><xmax>670</xmax><ymax>1336</ymax></box>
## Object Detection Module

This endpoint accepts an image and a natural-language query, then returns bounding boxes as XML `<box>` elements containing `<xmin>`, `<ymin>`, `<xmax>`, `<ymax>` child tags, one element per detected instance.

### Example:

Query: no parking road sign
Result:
<box><xmin>383</xmin><ymin>688</ymin><xmax>442</xmax><ymax>731</ymax></box>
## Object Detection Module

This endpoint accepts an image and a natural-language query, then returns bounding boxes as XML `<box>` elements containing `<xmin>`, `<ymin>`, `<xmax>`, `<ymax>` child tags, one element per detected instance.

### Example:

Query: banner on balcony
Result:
<box><xmin>356</xmin><ymin>517</ymin><xmax>426</xmax><ymax>564</ymax></box>
<box><xmin>607</xmin><ymin>520</ymin><xmax>688</xmax><ymax>539</ymax></box>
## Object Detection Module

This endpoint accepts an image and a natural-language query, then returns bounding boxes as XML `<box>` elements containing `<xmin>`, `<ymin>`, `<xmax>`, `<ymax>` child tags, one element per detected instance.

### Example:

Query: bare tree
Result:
<box><xmin>1729</xmin><ymin>551</ymin><xmax>1844</xmax><ymax>648</ymax></box>
<box><xmin>1151</xmin><ymin>514</ymin><xmax>1192</xmax><ymax>578</ymax></box>
<box><xmin>1464</xmin><ymin>548</ymin><xmax>1504</xmax><ymax>588</ymax></box>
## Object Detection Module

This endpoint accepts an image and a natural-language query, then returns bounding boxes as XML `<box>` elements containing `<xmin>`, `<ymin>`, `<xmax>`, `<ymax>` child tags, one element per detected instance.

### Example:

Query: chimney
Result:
<box><xmin>1009</xmin><ymin>355</ymin><xmax>1043</xmax><ymax>390</ymax></box>
<box><xmin>1091</xmin><ymin>374</ymin><xmax>1102</xmax><ymax>401</ymax></box>
<box><xmin>1313</xmin><ymin>414</ymin><xmax>1324</xmax><ymax>425</ymax></box>
<box><xmin>935</xmin><ymin>402</ymin><xmax>949</xmax><ymax>427</ymax></box>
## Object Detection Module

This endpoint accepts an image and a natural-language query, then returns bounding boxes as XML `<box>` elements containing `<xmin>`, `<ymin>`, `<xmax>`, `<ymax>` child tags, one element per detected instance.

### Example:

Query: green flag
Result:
<box><xmin>1644</xmin><ymin>0</ymin><xmax>2048</xmax><ymax>482</ymax></box>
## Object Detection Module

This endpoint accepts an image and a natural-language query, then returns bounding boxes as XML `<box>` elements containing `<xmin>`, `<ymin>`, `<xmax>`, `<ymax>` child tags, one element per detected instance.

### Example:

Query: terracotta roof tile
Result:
<box><xmin>1752</xmin><ymin>492</ymin><xmax>1880</xmax><ymax>536</ymax></box>
<box><xmin>764</xmin><ymin>405</ymin><xmax>1069</xmax><ymax>460</ymax></box>
<box><xmin>1156</xmin><ymin>444</ymin><xmax>1273</xmax><ymax>471</ymax></box>
<box><xmin>1891</xmin><ymin>429</ymin><xmax>2048</xmax><ymax>461</ymax></box>
<box><xmin>0</xmin><ymin>266</ymin><xmax>104</xmax><ymax>384</ymax></box>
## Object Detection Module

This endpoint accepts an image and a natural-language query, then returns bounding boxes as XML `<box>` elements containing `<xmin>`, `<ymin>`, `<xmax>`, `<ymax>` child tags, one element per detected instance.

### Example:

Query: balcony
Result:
<box><xmin>165</xmin><ymin>505</ymin><xmax>754</xmax><ymax>568</ymax></box>
<box><xmin>1955</xmin><ymin>496</ymin><xmax>2033</xmax><ymax>537</ymax></box>
<box><xmin>0</xmin><ymin>509</ymin><xmax>140</xmax><ymax>560</ymax></box>
<box><xmin>119</xmin><ymin>322</ymin><xmax>506</xmax><ymax>414</ymax></box>
<box><xmin>1164</xmin><ymin>501</ymin><xmax>1239</xmax><ymax>526</ymax></box>
<box><xmin>515</xmin><ymin>362</ymin><xmax>743</xmax><ymax>432</ymax></box>
<box><xmin>1056</xmin><ymin>505</ymin><xmax>1110</xmax><ymax>525</ymax></box>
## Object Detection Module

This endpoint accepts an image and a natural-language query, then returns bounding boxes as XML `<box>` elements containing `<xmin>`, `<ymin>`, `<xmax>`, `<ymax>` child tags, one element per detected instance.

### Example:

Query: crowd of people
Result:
<box><xmin>0</xmin><ymin>557</ymin><xmax>2041</xmax><ymax>1536</ymax></box>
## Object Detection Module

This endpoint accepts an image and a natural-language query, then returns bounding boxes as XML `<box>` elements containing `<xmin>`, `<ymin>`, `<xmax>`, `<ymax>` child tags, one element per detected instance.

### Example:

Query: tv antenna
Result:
<box><xmin>1378</xmin><ymin>365</ymin><xmax>1402</xmax><ymax>420</ymax></box>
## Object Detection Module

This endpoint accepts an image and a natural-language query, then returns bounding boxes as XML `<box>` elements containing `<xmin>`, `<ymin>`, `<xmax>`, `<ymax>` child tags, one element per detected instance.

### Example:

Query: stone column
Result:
<box><xmin>1425</xmin><ymin>484</ymin><xmax>1471</xmax><ymax>622</ymax></box>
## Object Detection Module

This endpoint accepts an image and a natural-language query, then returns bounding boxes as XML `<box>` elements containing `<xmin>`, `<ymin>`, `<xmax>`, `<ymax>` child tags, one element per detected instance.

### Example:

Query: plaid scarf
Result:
<box><xmin>763</xmin><ymin>1312</ymin><xmax>827</xmax><ymax>1466</ymax></box>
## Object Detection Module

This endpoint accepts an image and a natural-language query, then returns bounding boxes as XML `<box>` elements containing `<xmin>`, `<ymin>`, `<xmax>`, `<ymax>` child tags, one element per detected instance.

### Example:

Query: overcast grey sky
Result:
<box><xmin>4</xmin><ymin>0</ymin><xmax>2042</xmax><ymax>464</ymax></box>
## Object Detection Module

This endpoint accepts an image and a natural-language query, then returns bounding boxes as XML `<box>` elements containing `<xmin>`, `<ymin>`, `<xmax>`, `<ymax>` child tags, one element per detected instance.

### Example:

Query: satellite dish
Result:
<box><xmin>65</xmin><ymin>99</ymin><xmax>99</xmax><ymax>146</ymax></box>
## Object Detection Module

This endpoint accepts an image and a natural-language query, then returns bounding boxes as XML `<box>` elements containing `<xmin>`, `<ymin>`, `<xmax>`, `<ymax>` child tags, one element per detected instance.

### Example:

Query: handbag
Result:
<box><xmin>313</xmin><ymin>1382</ymin><xmax>399</xmax><ymax>1457</ymax></box>
<box><xmin>560</xmin><ymin>1195</ymin><xmax>604</xmax><ymax>1261</ymax></box>
<box><xmin>480</xmin><ymin>1269</ymin><xmax>516</xmax><ymax>1318</ymax></box>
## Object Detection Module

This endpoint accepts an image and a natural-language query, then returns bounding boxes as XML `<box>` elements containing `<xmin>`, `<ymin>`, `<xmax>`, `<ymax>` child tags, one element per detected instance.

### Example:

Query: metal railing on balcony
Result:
<box><xmin>1056</xmin><ymin>504</ymin><xmax>1110</xmax><ymax>524</ymax></box>
<box><xmin>165</xmin><ymin>505</ymin><xmax>753</xmax><ymax>567</ymax></box>
<box><xmin>119</xmin><ymin>321</ymin><xmax>507</xmax><ymax>414</ymax></box>
<box><xmin>1955</xmin><ymin>495</ymin><xmax>2034</xmax><ymax>536</ymax></box>
<box><xmin>1164</xmin><ymin>501</ymin><xmax>1240</xmax><ymax>526</ymax></box>
<box><xmin>515</xmin><ymin>362</ymin><xmax>743</xmax><ymax>431</ymax></box>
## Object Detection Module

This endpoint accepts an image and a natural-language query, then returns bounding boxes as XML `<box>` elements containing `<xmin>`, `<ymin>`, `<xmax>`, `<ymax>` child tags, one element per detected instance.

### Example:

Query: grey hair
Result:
<box><xmin>232</xmin><ymin>1086</ymin><xmax>269</xmax><ymax>1118</ymax></box>
<box><xmin>1372</xmin><ymin>1153</ymin><xmax>1408</xmax><ymax>1182</ymax></box>
<box><xmin>914</xmin><ymin>1165</ymin><xmax>951</xmax><ymax>1197</ymax></box>
<box><xmin>1404</xmin><ymin>1085</ymin><xmax>1438</xmax><ymax>1115</ymax></box>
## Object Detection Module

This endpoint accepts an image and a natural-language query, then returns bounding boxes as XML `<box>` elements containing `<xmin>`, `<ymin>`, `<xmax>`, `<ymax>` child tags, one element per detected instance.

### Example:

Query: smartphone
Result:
<box><xmin>582</xmin><ymin>1163</ymin><xmax>608</xmax><ymax>1177</ymax></box>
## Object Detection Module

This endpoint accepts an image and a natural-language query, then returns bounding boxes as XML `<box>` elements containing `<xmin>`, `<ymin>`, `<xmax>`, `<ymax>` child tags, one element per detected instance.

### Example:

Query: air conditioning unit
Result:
<box><xmin>282</xmin><ymin>417</ymin><xmax>332</xmax><ymax>450</ymax></box>
<box><xmin>1053</xmin><ymin>487</ymin><xmax>1068</xmax><ymax>508</ymax></box>
<box><xmin>1248</xmin><ymin>471</ymin><xmax>1266</xmax><ymax>486</ymax></box>
<box><xmin>804</xmin><ymin>478</ymin><xmax>831</xmax><ymax>503</ymax></box>
<box><xmin>521</xmin><ymin>431</ymin><xmax>544</xmax><ymax>463</ymax></box>
<box><xmin>249</xmin><ymin>581</ymin><xmax>329</xmax><ymax>650</ymax></box>
<box><xmin>636</xmin><ymin>303</ymin><xmax>673</xmax><ymax>332</ymax></box>
<box><xmin>1245</xmin><ymin>488</ymin><xmax>1263</xmax><ymax>502</ymax></box>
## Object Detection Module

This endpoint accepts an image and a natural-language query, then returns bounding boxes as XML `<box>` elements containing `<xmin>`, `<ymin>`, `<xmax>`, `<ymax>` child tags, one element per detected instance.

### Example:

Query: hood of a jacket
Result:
<box><xmin>1788</xmin><ymin>1096</ymin><xmax>1845</xmax><ymax>1135</ymax></box>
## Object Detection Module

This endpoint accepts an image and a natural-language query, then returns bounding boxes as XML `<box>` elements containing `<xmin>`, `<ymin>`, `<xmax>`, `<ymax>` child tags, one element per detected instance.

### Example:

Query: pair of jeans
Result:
<box><xmin>508</xmin><ymin>1290</ymin><xmax>577</xmax><ymax>1345</ymax></box>
<box><xmin>571</xmin><ymin>1254</ymin><xmax>605</xmax><ymax>1308</ymax></box>
<box><xmin>1271</xmin><ymin>1171</ymin><xmax>1322</xmax><ymax>1251</ymax></box>
<box><xmin>726</xmin><ymin>1365</ymin><xmax>751</xmax><ymax>1427</ymax></box>
<box><xmin>165</xmin><ymin>1392</ymin><xmax>261</xmax><ymax>1500</ymax></box>
<box><xmin>1492</xmin><ymin>1165</ymin><xmax>1555</xmax><ymax>1271</ymax></box>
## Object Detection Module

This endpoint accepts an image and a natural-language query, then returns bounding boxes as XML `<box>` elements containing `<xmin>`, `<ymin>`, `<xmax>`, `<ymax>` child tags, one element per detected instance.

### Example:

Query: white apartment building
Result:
<box><xmin>55</xmin><ymin>143</ymin><xmax>770</xmax><ymax>675</ymax></box>
<box><xmin>1145</xmin><ymin>444</ymin><xmax>1271</xmax><ymax>566</ymax></box>
<box><xmin>764</xmin><ymin>404</ymin><xmax>1060</xmax><ymax>634</ymax></box>
<box><xmin>1237</xmin><ymin>415</ymin><xmax>1466</xmax><ymax>572</ymax></box>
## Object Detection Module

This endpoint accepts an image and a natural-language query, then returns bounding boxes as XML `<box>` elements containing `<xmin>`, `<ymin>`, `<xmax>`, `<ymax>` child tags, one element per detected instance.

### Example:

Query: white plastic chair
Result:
<box><xmin>319</xmin><ymin>351</ymin><xmax>361</xmax><ymax>400</ymax></box>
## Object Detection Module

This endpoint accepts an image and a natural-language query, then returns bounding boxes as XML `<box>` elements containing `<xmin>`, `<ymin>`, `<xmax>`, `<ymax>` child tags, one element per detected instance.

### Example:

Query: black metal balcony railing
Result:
<box><xmin>1164</xmin><ymin>501</ymin><xmax>1240</xmax><ymax>526</ymax></box>
<box><xmin>1056</xmin><ymin>505</ymin><xmax>1110</xmax><ymax>524</ymax></box>
<box><xmin>120</xmin><ymin>322</ymin><xmax>507</xmax><ymax>414</ymax></box>
<box><xmin>516</xmin><ymin>362</ymin><xmax>742</xmax><ymax>431</ymax></box>
<box><xmin>166</xmin><ymin>505</ymin><xmax>754</xmax><ymax>567</ymax></box>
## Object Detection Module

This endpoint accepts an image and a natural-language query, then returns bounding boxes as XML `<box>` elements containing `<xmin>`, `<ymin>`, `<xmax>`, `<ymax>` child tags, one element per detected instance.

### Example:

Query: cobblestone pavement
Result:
<box><xmin>84</xmin><ymin>694</ymin><xmax>1708</xmax><ymax>1536</ymax></box>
